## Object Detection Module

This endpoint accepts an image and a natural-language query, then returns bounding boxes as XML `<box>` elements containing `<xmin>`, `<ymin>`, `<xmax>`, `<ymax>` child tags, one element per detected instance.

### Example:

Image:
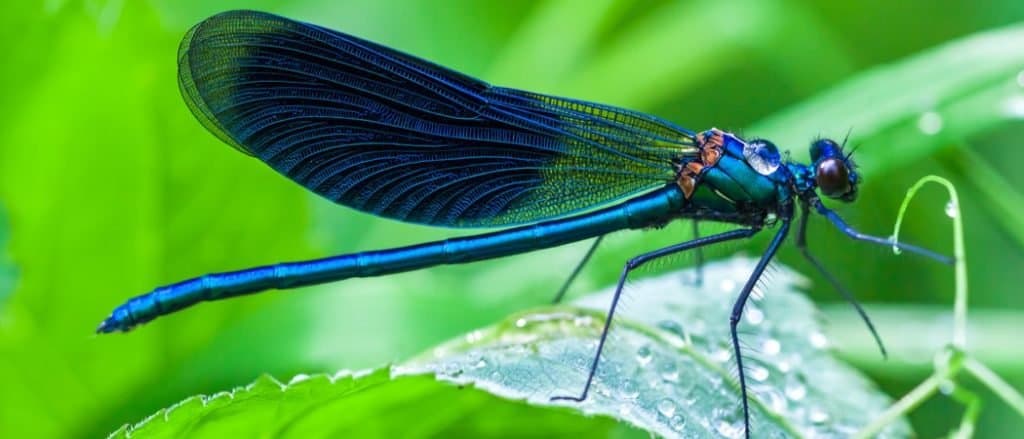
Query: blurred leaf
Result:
<box><xmin>0</xmin><ymin>3</ymin><xmax>316</xmax><ymax>437</ymax></box>
<box><xmin>823</xmin><ymin>304</ymin><xmax>1024</xmax><ymax>379</ymax></box>
<box><xmin>486</xmin><ymin>0</ymin><xmax>620</xmax><ymax>88</ymax></box>
<box><xmin>938</xmin><ymin>147</ymin><xmax>1024</xmax><ymax>253</ymax></box>
<box><xmin>112</xmin><ymin>259</ymin><xmax>908</xmax><ymax>438</ymax></box>
<box><xmin>148</xmin><ymin>0</ymin><xmax>298</xmax><ymax>29</ymax></box>
<box><xmin>554</xmin><ymin>0</ymin><xmax>852</xmax><ymax>109</ymax></box>
<box><xmin>752</xmin><ymin>21</ymin><xmax>1024</xmax><ymax>175</ymax></box>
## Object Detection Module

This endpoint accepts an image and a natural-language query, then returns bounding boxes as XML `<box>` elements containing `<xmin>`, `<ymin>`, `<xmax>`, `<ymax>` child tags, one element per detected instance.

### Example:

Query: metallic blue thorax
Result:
<box><xmin>685</xmin><ymin>130</ymin><xmax>793</xmax><ymax>215</ymax></box>
<box><xmin>786</xmin><ymin>163</ymin><xmax>817</xmax><ymax>195</ymax></box>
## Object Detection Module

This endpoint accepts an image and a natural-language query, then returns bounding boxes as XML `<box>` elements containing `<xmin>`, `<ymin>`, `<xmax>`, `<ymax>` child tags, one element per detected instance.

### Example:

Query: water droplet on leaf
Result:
<box><xmin>465</xmin><ymin>330</ymin><xmax>483</xmax><ymax>343</ymax></box>
<box><xmin>657</xmin><ymin>398</ymin><xmax>677</xmax><ymax>417</ymax></box>
<box><xmin>750</xmin><ymin>365</ymin><xmax>770</xmax><ymax>382</ymax></box>
<box><xmin>755</xmin><ymin>385</ymin><xmax>789</xmax><ymax>415</ymax></box>
<box><xmin>619</xmin><ymin>379</ymin><xmax>640</xmax><ymax>399</ymax></box>
<box><xmin>442</xmin><ymin>363</ymin><xmax>462</xmax><ymax>376</ymax></box>
<box><xmin>715</xmin><ymin>420</ymin><xmax>745</xmax><ymax>439</ymax></box>
<box><xmin>745</xmin><ymin>305</ymin><xmax>764</xmax><ymax>325</ymax></box>
<box><xmin>808</xmin><ymin>407</ymin><xmax>830</xmax><ymax>424</ymax></box>
<box><xmin>711</xmin><ymin>347</ymin><xmax>731</xmax><ymax>363</ymax></box>
<box><xmin>657</xmin><ymin>320</ymin><xmax>684</xmax><ymax>337</ymax></box>
<box><xmin>670</xmin><ymin>414</ymin><xmax>686</xmax><ymax>431</ymax></box>
<box><xmin>785</xmin><ymin>373</ymin><xmax>808</xmax><ymax>401</ymax></box>
<box><xmin>659</xmin><ymin>361</ymin><xmax>679</xmax><ymax>382</ymax></box>
<box><xmin>636</xmin><ymin>345</ymin><xmax>653</xmax><ymax>367</ymax></box>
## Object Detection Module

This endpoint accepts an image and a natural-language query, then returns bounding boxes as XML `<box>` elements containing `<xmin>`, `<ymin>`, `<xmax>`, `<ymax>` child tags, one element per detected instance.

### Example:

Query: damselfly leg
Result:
<box><xmin>796</xmin><ymin>202</ymin><xmax>887</xmax><ymax>357</ymax></box>
<box><xmin>814</xmin><ymin>200</ymin><xmax>954</xmax><ymax>265</ymax></box>
<box><xmin>550</xmin><ymin>228</ymin><xmax>758</xmax><ymax>403</ymax></box>
<box><xmin>551</xmin><ymin>235</ymin><xmax>604</xmax><ymax>304</ymax></box>
<box><xmin>730</xmin><ymin>219</ymin><xmax>790</xmax><ymax>439</ymax></box>
<box><xmin>552</xmin><ymin>221</ymin><xmax>705</xmax><ymax>306</ymax></box>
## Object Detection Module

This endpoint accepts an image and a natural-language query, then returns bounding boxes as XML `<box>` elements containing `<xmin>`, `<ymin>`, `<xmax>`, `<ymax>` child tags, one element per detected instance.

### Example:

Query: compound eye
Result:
<box><xmin>816</xmin><ymin>157</ymin><xmax>851</xmax><ymax>198</ymax></box>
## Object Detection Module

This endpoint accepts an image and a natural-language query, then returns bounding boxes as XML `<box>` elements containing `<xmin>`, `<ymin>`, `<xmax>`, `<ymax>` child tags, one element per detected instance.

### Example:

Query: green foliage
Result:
<box><xmin>753</xmin><ymin>22</ymin><xmax>1024</xmax><ymax>172</ymax></box>
<box><xmin>110</xmin><ymin>370</ymin><xmax>636</xmax><ymax>438</ymax></box>
<box><xmin>114</xmin><ymin>260</ymin><xmax>906</xmax><ymax>438</ymax></box>
<box><xmin>0</xmin><ymin>1</ymin><xmax>1022</xmax><ymax>438</ymax></box>
<box><xmin>849</xmin><ymin>176</ymin><xmax>1024</xmax><ymax>438</ymax></box>
<box><xmin>0</xmin><ymin>3</ymin><xmax>316</xmax><ymax>437</ymax></box>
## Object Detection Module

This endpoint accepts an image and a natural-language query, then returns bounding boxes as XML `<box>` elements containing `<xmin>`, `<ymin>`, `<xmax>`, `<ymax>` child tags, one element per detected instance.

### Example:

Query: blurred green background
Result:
<box><xmin>1</xmin><ymin>0</ymin><xmax>1023</xmax><ymax>437</ymax></box>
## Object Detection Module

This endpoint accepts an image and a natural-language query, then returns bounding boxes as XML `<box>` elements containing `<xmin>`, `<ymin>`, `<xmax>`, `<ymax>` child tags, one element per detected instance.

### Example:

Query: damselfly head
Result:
<box><xmin>810</xmin><ymin>139</ymin><xmax>859</xmax><ymax>202</ymax></box>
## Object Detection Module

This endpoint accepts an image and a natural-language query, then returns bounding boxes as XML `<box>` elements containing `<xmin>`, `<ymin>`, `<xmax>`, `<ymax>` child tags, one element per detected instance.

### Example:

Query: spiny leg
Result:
<box><xmin>730</xmin><ymin>220</ymin><xmax>790</xmax><ymax>439</ymax></box>
<box><xmin>551</xmin><ymin>235</ymin><xmax>604</xmax><ymax>304</ymax></box>
<box><xmin>551</xmin><ymin>228</ymin><xmax>758</xmax><ymax>403</ymax></box>
<box><xmin>796</xmin><ymin>203</ymin><xmax>887</xmax><ymax>357</ymax></box>
<box><xmin>812</xmin><ymin>199</ymin><xmax>953</xmax><ymax>264</ymax></box>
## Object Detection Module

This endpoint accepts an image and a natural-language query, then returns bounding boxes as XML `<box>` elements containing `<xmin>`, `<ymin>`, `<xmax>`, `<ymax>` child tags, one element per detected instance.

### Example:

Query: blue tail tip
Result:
<box><xmin>96</xmin><ymin>308</ymin><xmax>132</xmax><ymax>334</ymax></box>
<box><xmin>96</xmin><ymin>316</ymin><xmax>122</xmax><ymax>334</ymax></box>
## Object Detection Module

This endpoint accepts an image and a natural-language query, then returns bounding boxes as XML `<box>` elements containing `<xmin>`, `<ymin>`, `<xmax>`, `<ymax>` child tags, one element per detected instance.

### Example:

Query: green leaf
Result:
<box><xmin>547</xmin><ymin>0</ymin><xmax>853</xmax><ymax>109</ymax></box>
<box><xmin>112</xmin><ymin>259</ymin><xmax>908</xmax><ymax>438</ymax></box>
<box><xmin>110</xmin><ymin>369</ymin><xmax>639</xmax><ymax>438</ymax></box>
<box><xmin>0</xmin><ymin>5</ymin><xmax>317</xmax><ymax>437</ymax></box>
<box><xmin>0</xmin><ymin>205</ymin><xmax>13</xmax><ymax>305</ymax></box>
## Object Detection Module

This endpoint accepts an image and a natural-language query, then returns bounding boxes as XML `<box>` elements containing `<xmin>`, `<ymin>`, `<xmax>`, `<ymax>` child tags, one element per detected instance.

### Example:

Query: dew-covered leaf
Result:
<box><xmin>113</xmin><ymin>258</ymin><xmax>907</xmax><ymax>438</ymax></box>
<box><xmin>402</xmin><ymin>257</ymin><xmax>908</xmax><ymax>438</ymax></box>
<box><xmin>110</xmin><ymin>369</ymin><xmax>641</xmax><ymax>438</ymax></box>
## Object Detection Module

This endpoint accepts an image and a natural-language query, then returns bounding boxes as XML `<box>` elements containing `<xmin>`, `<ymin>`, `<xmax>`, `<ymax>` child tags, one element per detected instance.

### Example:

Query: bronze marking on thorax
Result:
<box><xmin>676</xmin><ymin>128</ymin><xmax>725</xmax><ymax>199</ymax></box>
